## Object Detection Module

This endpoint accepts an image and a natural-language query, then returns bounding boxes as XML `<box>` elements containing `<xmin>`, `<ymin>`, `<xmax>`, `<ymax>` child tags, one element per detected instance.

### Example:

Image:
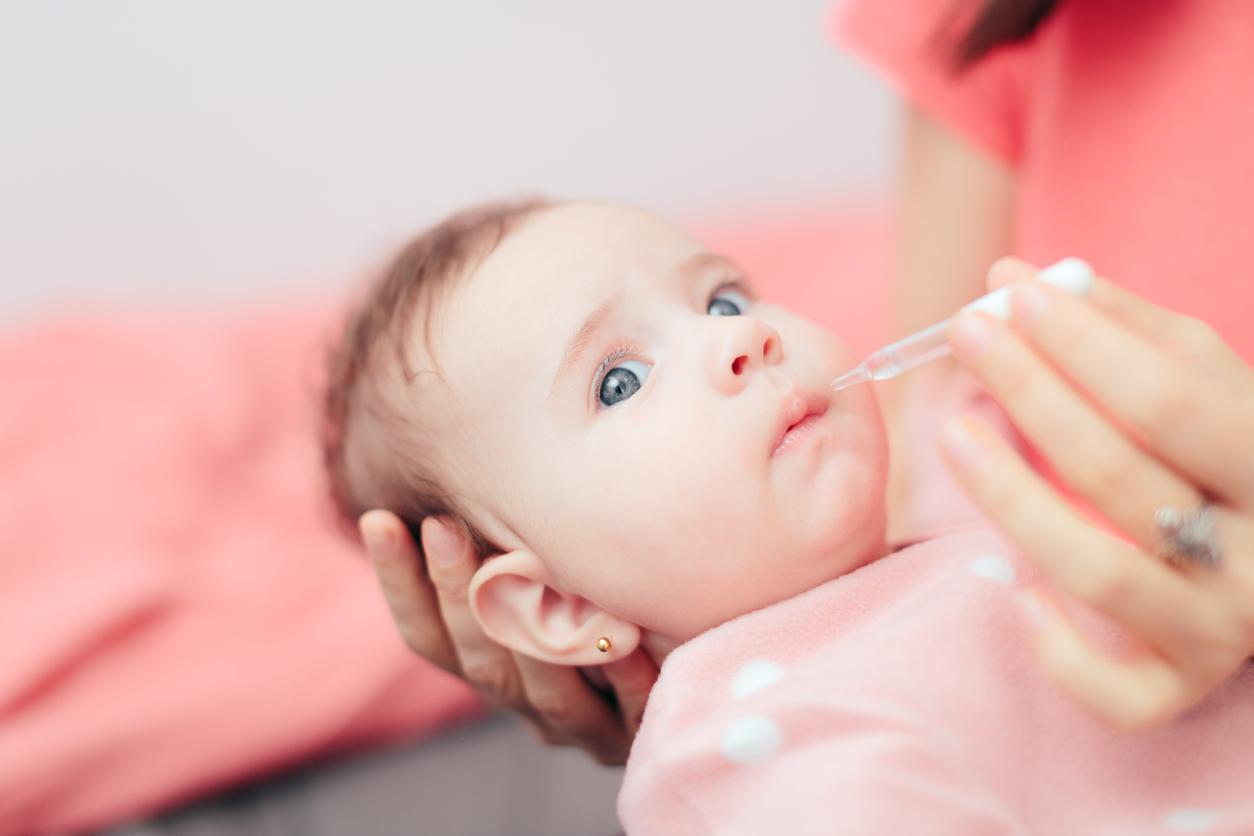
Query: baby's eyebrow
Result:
<box><xmin>546</xmin><ymin>251</ymin><xmax>738</xmax><ymax>401</ymax></box>
<box><xmin>549</xmin><ymin>292</ymin><xmax>622</xmax><ymax>402</ymax></box>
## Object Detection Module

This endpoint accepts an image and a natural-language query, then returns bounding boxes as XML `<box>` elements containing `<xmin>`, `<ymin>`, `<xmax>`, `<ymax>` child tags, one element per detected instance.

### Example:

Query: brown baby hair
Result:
<box><xmin>320</xmin><ymin>196</ymin><xmax>551</xmax><ymax>560</ymax></box>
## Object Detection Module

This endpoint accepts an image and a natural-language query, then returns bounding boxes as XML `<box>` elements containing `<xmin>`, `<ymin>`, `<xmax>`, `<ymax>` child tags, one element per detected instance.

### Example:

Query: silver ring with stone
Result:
<box><xmin>1153</xmin><ymin>502</ymin><xmax>1223</xmax><ymax>569</ymax></box>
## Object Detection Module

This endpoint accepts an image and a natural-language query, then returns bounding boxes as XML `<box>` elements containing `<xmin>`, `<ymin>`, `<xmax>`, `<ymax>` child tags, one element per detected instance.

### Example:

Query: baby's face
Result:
<box><xmin>424</xmin><ymin>203</ymin><xmax>888</xmax><ymax>641</ymax></box>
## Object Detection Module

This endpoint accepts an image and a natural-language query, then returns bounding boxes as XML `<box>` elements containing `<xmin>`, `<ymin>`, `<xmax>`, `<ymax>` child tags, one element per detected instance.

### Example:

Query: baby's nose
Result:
<box><xmin>711</xmin><ymin>318</ymin><xmax>783</xmax><ymax>393</ymax></box>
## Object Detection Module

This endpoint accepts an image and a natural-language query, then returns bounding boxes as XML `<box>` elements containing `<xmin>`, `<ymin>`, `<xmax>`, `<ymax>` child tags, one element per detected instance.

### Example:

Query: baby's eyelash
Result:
<box><xmin>591</xmin><ymin>343</ymin><xmax>635</xmax><ymax>401</ymax></box>
<box><xmin>713</xmin><ymin>278</ymin><xmax>751</xmax><ymax>296</ymax></box>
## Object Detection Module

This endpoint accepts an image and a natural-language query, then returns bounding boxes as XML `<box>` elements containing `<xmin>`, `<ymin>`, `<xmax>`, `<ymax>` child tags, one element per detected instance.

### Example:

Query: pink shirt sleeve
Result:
<box><xmin>832</xmin><ymin>0</ymin><xmax>1036</xmax><ymax>166</ymax></box>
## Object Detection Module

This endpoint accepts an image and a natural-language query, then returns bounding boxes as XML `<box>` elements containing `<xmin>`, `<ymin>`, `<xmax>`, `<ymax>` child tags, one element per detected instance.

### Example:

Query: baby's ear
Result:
<box><xmin>469</xmin><ymin>550</ymin><xmax>640</xmax><ymax>666</ymax></box>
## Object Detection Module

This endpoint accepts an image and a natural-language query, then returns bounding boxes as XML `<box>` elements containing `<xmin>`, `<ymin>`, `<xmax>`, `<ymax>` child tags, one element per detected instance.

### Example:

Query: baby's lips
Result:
<box><xmin>769</xmin><ymin>389</ymin><xmax>830</xmax><ymax>456</ymax></box>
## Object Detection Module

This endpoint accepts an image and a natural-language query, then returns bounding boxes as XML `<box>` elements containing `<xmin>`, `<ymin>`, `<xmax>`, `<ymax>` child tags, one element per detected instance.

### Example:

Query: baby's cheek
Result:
<box><xmin>815</xmin><ymin>328</ymin><xmax>856</xmax><ymax>375</ymax></box>
<box><xmin>774</xmin><ymin>308</ymin><xmax>854</xmax><ymax>369</ymax></box>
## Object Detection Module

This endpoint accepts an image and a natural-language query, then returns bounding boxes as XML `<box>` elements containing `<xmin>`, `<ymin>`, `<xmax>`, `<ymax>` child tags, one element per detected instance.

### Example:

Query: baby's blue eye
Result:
<box><xmin>708</xmin><ymin>286</ymin><xmax>751</xmax><ymax>316</ymax></box>
<box><xmin>598</xmin><ymin>358</ymin><xmax>650</xmax><ymax>408</ymax></box>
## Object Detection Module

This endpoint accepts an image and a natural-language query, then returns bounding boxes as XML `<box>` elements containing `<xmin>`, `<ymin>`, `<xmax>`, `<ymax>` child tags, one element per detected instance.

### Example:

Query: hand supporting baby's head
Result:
<box><xmin>323</xmin><ymin>199</ymin><xmax>890</xmax><ymax>664</ymax></box>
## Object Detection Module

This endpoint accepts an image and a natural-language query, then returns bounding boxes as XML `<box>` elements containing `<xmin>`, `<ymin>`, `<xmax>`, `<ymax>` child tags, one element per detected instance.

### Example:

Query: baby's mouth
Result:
<box><xmin>770</xmin><ymin>390</ymin><xmax>830</xmax><ymax>457</ymax></box>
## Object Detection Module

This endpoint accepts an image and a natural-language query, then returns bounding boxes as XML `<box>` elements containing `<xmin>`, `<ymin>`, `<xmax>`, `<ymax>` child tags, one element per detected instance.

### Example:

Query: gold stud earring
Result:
<box><xmin>595</xmin><ymin>637</ymin><xmax>612</xmax><ymax>653</ymax></box>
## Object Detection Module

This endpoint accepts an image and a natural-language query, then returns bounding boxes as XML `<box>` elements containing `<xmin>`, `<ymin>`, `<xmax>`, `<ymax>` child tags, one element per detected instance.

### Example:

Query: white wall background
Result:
<box><xmin>1</xmin><ymin>1</ymin><xmax>896</xmax><ymax>322</ymax></box>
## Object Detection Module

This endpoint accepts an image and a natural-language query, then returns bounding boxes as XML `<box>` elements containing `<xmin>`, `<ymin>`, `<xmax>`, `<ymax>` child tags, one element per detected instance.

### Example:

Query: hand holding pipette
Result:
<box><xmin>926</xmin><ymin>255</ymin><xmax>1254</xmax><ymax>732</ymax></box>
<box><xmin>831</xmin><ymin>258</ymin><xmax>1095</xmax><ymax>391</ymax></box>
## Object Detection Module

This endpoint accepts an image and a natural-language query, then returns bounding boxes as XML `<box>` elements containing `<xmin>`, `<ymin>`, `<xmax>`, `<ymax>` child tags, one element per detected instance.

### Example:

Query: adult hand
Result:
<box><xmin>941</xmin><ymin>257</ymin><xmax>1254</xmax><ymax>730</ymax></box>
<box><xmin>358</xmin><ymin>510</ymin><xmax>658</xmax><ymax>765</ymax></box>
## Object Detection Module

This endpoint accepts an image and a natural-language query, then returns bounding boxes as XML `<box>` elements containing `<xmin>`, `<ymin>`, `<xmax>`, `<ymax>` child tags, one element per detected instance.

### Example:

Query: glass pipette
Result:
<box><xmin>831</xmin><ymin>258</ymin><xmax>1094</xmax><ymax>392</ymax></box>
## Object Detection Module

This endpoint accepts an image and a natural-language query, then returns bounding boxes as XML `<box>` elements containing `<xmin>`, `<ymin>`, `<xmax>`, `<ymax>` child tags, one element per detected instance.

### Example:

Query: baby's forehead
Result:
<box><xmin>418</xmin><ymin>205</ymin><xmax>703</xmax><ymax>396</ymax></box>
<box><xmin>479</xmin><ymin>202</ymin><xmax>705</xmax><ymax>291</ymax></box>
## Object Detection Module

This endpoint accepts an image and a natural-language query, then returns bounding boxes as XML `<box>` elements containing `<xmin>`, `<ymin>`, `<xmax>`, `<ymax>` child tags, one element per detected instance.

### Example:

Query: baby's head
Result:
<box><xmin>323</xmin><ymin>199</ymin><xmax>889</xmax><ymax>664</ymax></box>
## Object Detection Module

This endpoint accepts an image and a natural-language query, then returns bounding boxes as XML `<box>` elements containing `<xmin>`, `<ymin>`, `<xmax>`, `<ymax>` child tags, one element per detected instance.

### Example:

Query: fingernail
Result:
<box><xmin>1037</xmin><ymin>257</ymin><xmax>1094</xmax><ymax>294</ymax></box>
<box><xmin>360</xmin><ymin>516</ymin><xmax>395</xmax><ymax>557</ymax></box>
<box><xmin>1012</xmin><ymin>282</ymin><xmax>1049</xmax><ymax>326</ymax></box>
<box><xmin>988</xmin><ymin>256</ymin><xmax>1035</xmax><ymax>285</ymax></box>
<box><xmin>940</xmin><ymin>416</ymin><xmax>983</xmax><ymax>470</ymax></box>
<box><xmin>950</xmin><ymin>311</ymin><xmax>993</xmax><ymax>357</ymax></box>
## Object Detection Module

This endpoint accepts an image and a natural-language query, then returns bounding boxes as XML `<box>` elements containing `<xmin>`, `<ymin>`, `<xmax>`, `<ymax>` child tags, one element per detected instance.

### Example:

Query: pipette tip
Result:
<box><xmin>829</xmin><ymin>366</ymin><xmax>871</xmax><ymax>392</ymax></box>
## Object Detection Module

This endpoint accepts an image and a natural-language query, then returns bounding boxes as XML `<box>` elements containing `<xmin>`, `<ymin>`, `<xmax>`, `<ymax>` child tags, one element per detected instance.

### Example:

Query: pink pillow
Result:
<box><xmin>0</xmin><ymin>303</ymin><xmax>483</xmax><ymax>833</ymax></box>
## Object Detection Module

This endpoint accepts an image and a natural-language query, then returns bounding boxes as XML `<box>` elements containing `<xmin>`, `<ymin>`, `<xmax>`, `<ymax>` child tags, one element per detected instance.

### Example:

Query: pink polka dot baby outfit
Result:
<box><xmin>618</xmin><ymin>526</ymin><xmax>1254</xmax><ymax>834</ymax></box>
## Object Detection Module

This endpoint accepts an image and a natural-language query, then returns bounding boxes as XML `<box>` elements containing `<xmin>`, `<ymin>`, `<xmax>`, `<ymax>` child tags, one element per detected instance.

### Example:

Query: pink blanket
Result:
<box><xmin>0</xmin><ymin>301</ymin><xmax>483</xmax><ymax>833</ymax></box>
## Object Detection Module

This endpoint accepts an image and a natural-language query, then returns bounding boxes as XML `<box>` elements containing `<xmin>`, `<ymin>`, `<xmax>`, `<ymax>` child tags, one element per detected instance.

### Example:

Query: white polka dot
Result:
<box><xmin>733</xmin><ymin>660</ymin><xmax>783</xmax><ymax>700</ymax></box>
<box><xmin>968</xmin><ymin>554</ymin><xmax>1017</xmax><ymax>585</ymax></box>
<box><xmin>1164</xmin><ymin>809</ymin><xmax>1217</xmax><ymax>832</ymax></box>
<box><xmin>720</xmin><ymin>714</ymin><xmax>781</xmax><ymax>764</ymax></box>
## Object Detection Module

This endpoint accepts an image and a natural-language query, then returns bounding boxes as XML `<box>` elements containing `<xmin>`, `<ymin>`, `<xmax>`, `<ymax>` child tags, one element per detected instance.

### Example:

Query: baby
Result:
<box><xmin>322</xmin><ymin>199</ymin><xmax>1254</xmax><ymax>834</ymax></box>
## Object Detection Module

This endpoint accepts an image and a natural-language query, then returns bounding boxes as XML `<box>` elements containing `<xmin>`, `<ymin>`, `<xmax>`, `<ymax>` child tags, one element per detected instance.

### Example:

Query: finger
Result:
<box><xmin>985</xmin><ymin>255</ymin><xmax>1039</xmax><ymax>291</ymax></box>
<box><xmin>1018</xmin><ymin>590</ymin><xmax>1190</xmax><ymax>731</ymax></box>
<box><xmin>989</xmin><ymin>257</ymin><xmax>1254</xmax><ymax>396</ymax></box>
<box><xmin>949</xmin><ymin>309</ymin><xmax>1201</xmax><ymax>548</ymax></box>
<box><xmin>514</xmin><ymin>654</ymin><xmax>632</xmax><ymax>766</ymax></box>
<box><xmin>422</xmin><ymin>517</ymin><xmax>528</xmax><ymax>708</ymax></box>
<box><xmin>1085</xmin><ymin>280</ymin><xmax>1254</xmax><ymax>396</ymax></box>
<box><xmin>360</xmin><ymin>510</ymin><xmax>460</xmax><ymax>674</ymax></box>
<box><xmin>940</xmin><ymin>414</ymin><xmax>1226</xmax><ymax>666</ymax></box>
<box><xmin>1003</xmin><ymin>279</ymin><xmax>1254</xmax><ymax>507</ymax></box>
<box><xmin>603</xmin><ymin>649</ymin><xmax>660</xmax><ymax>736</ymax></box>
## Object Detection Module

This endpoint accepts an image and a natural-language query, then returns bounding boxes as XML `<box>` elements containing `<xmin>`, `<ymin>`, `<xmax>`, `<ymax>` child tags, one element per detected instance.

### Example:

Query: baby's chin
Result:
<box><xmin>785</xmin><ymin>407</ymin><xmax>889</xmax><ymax>557</ymax></box>
<box><xmin>789</xmin><ymin>494</ymin><xmax>889</xmax><ymax>589</ymax></box>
